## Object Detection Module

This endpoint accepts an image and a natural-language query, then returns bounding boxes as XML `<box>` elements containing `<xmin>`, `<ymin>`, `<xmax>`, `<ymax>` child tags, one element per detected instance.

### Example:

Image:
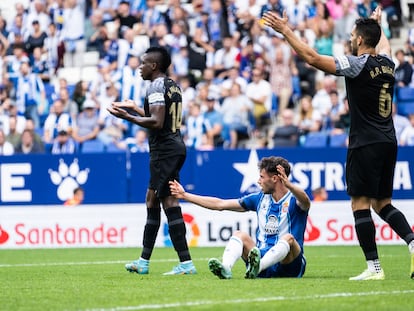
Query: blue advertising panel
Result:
<box><xmin>0</xmin><ymin>153</ymin><xmax>128</xmax><ymax>205</ymax></box>
<box><xmin>0</xmin><ymin>147</ymin><xmax>413</xmax><ymax>205</ymax></box>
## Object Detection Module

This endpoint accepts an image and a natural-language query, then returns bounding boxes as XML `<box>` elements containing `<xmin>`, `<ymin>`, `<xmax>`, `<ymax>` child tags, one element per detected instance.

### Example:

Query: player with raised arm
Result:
<box><xmin>262</xmin><ymin>6</ymin><xmax>414</xmax><ymax>280</ymax></box>
<box><xmin>170</xmin><ymin>156</ymin><xmax>311</xmax><ymax>279</ymax></box>
<box><xmin>108</xmin><ymin>46</ymin><xmax>196</xmax><ymax>275</ymax></box>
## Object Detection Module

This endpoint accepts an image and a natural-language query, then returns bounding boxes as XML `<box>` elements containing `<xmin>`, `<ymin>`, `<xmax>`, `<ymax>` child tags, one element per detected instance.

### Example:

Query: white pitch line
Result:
<box><xmin>84</xmin><ymin>290</ymin><xmax>414</xmax><ymax>311</ymax></box>
<box><xmin>0</xmin><ymin>258</ymin><xmax>210</xmax><ymax>268</ymax></box>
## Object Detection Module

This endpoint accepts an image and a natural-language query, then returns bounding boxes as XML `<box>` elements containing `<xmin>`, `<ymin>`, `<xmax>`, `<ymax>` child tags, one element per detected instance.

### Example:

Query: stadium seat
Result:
<box><xmin>329</xmin><ymin>133</ymin><xmax>348</xmax><ymax>147</ymax></box>
<box><xmin>106</xmin><ymin>142</ymin><xmax>125</xmax><ymax>153</ymax></box>
<box><xmin>81</xmin><ymin>140</ymin><xmax>105</xmax><ymax>153</ymax></box>
<box><xmin>81</xmin><ymin>66</ymin><xmax>98</xmax><ymax>82</ymax></box>
<box><xmin>396</xmin><ymin>87</ymin><xmax>414</xmax><ymax>116</ymax></box>
<box><xmin>302</xmin><ymin>132</ymin><xmax>329</xmax><ymax>148</ymax></box>
<box><xmin>57</xmin><ymin>67</ymin><xmax>81</xmax><ymax>85</ymax></box>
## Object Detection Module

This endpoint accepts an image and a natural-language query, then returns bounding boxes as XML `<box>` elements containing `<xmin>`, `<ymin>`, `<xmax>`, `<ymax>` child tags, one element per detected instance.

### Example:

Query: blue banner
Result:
<box><xmin>0</xmin><ymin>147</ymin><xmax>413</xmax><ymax>205</ymax></box>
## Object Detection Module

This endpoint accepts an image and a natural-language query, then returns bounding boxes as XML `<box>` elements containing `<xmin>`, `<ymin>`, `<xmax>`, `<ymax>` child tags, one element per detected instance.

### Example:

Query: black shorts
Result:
<box><xmin>149</xmin><ymin>154</ymin><xmax>186</xmax><ymax>198</ymax></box>
<box><xmin>346</xmin><ymin>142</ymin><xmax>397</xmax><ymax>199</ymax></box>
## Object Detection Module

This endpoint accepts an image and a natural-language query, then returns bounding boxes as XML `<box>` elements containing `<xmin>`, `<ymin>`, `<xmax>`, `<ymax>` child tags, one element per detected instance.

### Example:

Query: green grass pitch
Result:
<box><xmin>1</xmin><ymin>245</ymin><xmax>413</xmax><ymax>311</ymax></box>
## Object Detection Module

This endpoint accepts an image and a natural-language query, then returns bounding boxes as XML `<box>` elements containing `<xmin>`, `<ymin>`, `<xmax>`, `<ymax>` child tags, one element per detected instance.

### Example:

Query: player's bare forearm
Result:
<box><xmin>371</xmin><ymin>6</ymin><xmax>391</xmax><ymax>56</ymax></box>
<box><xmin>169</xmin><ymin>180</ymin><xmax>245</xmax><ymax>212</ymax></box>
<box><xmin>262</xmin><ymin>11</ymin><xmax>336</xmax><ymax>74</ymax></box>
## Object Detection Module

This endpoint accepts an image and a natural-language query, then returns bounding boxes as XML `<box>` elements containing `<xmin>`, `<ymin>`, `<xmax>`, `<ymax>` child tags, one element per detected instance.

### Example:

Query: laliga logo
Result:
<box><xmin>0</xmin><ymin>225</ymin><xmax>10</xmax><ymax>244</ymax></box>
<box><xmin>304</xmin><ymin>217</ymin><xmax>321</xmax><ymax>242</ymax></box>
<box><xmin>48</xmin><ymin>159</ymin><xmax>89</xmax><ymax>201</ymax></box>
<box><xmin>163</xmin><ymin>213</ymin><xmax>200</xmax><ymax>247</ymax></box>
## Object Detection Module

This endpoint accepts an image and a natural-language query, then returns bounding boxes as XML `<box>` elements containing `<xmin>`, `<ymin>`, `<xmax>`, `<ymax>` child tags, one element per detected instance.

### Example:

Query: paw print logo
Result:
<box><xmin>48</xmin><ymin>159</ymin><xmax>89</xmax><ymax>201</ymax></box>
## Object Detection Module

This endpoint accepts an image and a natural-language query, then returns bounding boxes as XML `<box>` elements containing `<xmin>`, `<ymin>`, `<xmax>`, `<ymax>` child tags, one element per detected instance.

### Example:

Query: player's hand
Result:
<box><xmin>107</xmin><ymin>104</ymin><xmax>129</xmax><ymax>119</ymax></box>
<box><xmin>276</xmin><ymin>164</ymin><xmax>289</xmax><ymax>186</ymax></box>
<box><xmin>169</xmin><ymin>180</ymin><xmax>185</xmax><ymax>199</ymax></box>
<box><xmin>262</xmin><ymin>10</ymin><xmax>289</xmax><ymax>35</ymax></box>
<box><xmin>112</xmin><ymin>99</ymin><xmax>137</xmax><ymax>110</ymax></box>
<box><xmin>370</xmin><ymin>6</ymin><xmax>382</xmax><ymax>24</ymax></box>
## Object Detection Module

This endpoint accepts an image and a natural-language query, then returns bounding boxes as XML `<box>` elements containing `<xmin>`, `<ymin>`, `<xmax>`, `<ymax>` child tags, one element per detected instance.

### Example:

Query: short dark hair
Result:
<box><xmin>146</xmin><ymin>46</ymin><xmax>171</xmax><ymax>73</ymax></box>
<box><xmin>354</xmin><ymin>18</ymin><xmax>381</xmax><ymax>48</ymax></box>
<box><xmin>258</xmin><ymin>156</ymin><xmax>290</xmax><ymax>177</ymax></box>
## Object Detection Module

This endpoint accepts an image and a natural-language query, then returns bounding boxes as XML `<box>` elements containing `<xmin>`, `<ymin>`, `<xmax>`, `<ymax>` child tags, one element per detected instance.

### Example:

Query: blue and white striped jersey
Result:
<box><xmin>239</xmin><ymin>191</ymin><xmax>308</xmax><ymax>252</ymax></box>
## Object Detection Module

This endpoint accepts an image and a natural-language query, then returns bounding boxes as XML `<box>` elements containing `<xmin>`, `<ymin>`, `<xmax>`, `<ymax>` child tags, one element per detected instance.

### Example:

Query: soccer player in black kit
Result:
<box><xmin>263</xmin><ymin>6</ymin><xmax>414</xmax><ymax>280</ymax></box>
<box><xmin>108</xmin><ymin>46</ymin><xmax>196</xmax><ymax>275</ymax></box>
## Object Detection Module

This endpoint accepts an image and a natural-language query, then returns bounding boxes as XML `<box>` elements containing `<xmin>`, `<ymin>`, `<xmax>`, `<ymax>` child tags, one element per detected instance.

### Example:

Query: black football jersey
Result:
<box><xmin>335</xmin><ymin>54</ymin><xmax>397</xmax><ymax>148</ymax></box>
<box><xmin>144</xmin><ymin>76</ymin><xmax>186</xmax><ymax>159</ymax></box>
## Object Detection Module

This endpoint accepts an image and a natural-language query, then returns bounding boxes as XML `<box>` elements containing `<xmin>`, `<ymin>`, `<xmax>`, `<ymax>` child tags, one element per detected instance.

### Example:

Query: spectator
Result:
<box><xmin>325</xmin><ymin>89</ymin><xmax>344</xmax><ymax>131</ymax></box>
<box><xmin>31</xmin><ymin>47</ymin><xmax>50</xmax><ymax>83</ymax></box>
<box><xmin>6</xmin><ymin>116</ymin><xmax>21</xmax><ymax>148</ymax></box>
<box><xmin>187</xmin><ymin>10</ymin><xmax>215</xmax><ymax>73</ymax></box>
<box><xmin>140</xmin><ymin>0</ymin><xmax>165</xmax><ymax>36</ymax></box>
<box><xmin>235</xmin><ymin>40</ymin><xmax>261</xmax><ymax>82</ymax></box>
<box><xmin>270</xmin><ymin>108</ymin><xmax>300</xmax><ymax>148</ymax></box>
<box><xmin>64</xmin><ymin>187</ymin><xmax>84</xmax><ymax>206</ymax></box>
<box><xmin>51</xmin><ymin>130</ymin><xmax>76</xmax><ymax>154</ymax></box>
<box><xmin>26</xmin><ymin>0</ymin><xmax>51</xmax><ymax>33</ymax></box>
<box><xmin>195</xmin><ymin>67</ymin><xmax>221</xmax><ymax>102</ymax></box>
<box><xmin>115</xmin><ymin>55</ymin><xmax>144</xmax><ymax>105</ymax></box>
<box><xmin>59</xmin><ymin>86</ymin><xmax>79</xmax><ymax>120</ymax></box>
<box><xmin>357</xmin><ymin>0</ymin><xmax>378</xmax><ymax>18</ymax></box>
<box><xmin>24</xmin><ymin>118</ymin><xmax>43</xmax><ymax>146</ymax></box>
<box><xmin>60</xmin><ymin>0</ymin><xmax>85</xmax><ymax>67</ymax></box>
<box><xmin>98</xmin><ymin>0</ymin><xmax>121</xmax><ymax>23</ymax></box>
<box><xmin>306</xmin><ymin>0</ymin><xmax>334</xmax><ymax>40</ymax></box>
<box><xmin>399</xmin><ymin>113</ymin><xmax>414</xmax><ymax>146</ymax></box>
<box><xmin>5</xmin><ymin>42</ymin><xmax>29</xmax><ymax>90</ymax></box>
<box><xmin>48</xmin><ymin>0</ymin><xmax>65</xmax><ymax>34</ymax></box>
<box><xmin>245</xmin><ymin>67</ymin><xmax>273</xmax><ymax>130</ymax></box>
<box><xmin>292</xmin><ymin>35</ymin><xmax>317</xmax><ymax>96</ymax></box>
<box><xmin>71</xmin><ymin>80</ymin><xmax>89</xmax><ymax>112</ymax></box>
<box><xmin>43</xmin><ymin>22</ymin><xmax>61</xmax><ymax>74</ymax></box>
<box><xmin>15</xmin><ymin>61</ymin><xmax>46</xmax><ymax>128</ymax></box>
<box><xmin>314</xmin><ymin>19</ymin><xmax>334</xmax><ymax>56</ymax></box>
<box><xmin>116</xmin><ymin>128</ymin><xmax>149</xmax><ymax>153</ymax></box>
<box><xmin>392</xmin><ymin>102</ymin><xmax>410</xmax><ymax>145</ymax></box>
<box><xmin>15</xmin><ymin>128</ymin><xmax>44</xmax><ymax>154</ymax></box>
<box><xmin>178</xmin><ymin>75</ymin><xmax>196</xmax><ymax>119</ymax></box>
<box><xmin>115</xmin><ymin>0</ymin><xmax>140</xmax><ymax>37</ymax></box>
<box><xmin>171</xmin><ymin>44</ymin><xmax>190</xmax><ymax>78</ymax></box>
<box><xmin>71</xmin><ymin>99</ymin><xmax>100</xmax><ymax>145</ymax></box>
<box><xmin>297</xmin><ymin>94</ymin><xmax>323</xmax><ymax>137</ymax></box>
<box><xmin>326</xmin><ymin>0</ymin><xmax>358</xmax><ymax>43</ymax></box>
<box><xmin>184</xmin><ymin>102</ymin><xmax>211</xmax><ymax>150</ymax></box>
<box><xmin>0</xmin><ymin>128</ymin><xmax>14</xmax><ymax>155</ymax></box>
<box><xmin>117</xmin><ymin>28</ymin><xmax>145</xmax><ymax>71</ymax></box>
<box><xmin>86</xmin><ymin>9</ymin><xmax>107</xmax><ymax>54</ymax></box>
<box><xmin>220</xmin><ymin>66</ymin><xmax>248</xmax><ymax>98</ymax></box>
<box><xmin>202</xmin><ymin>95</ymin><xmax>224</xmax><ymax>148</ymax></box>
<box><xmin>331</xmin><ymin>97</ymin><xmax>350</xmax><ymax>134</ymax></box>
<box><xmin>394</xmin><ymin>49</ymin><xmax>413</xmax><ymax>88</ymax></box>
<box><xmin>24</xmin><ymin>20</ymin><xmax>47</xmax><ymax>58</ymax></box>
<box><xmin>312</xmin><ymin>75</ymin><xmax>338</xmax><ymax>121</ymax></box>
<box><xmin>0</xmin><ymin>100</ymin><xmax>26</xmax><ymax>135</ymax></box>
<box><xmin>312</xmin><ymin>186</ymin><xmax>328</xmax><ymax>202</ymax></box>
<box><xmin>285</xmin><ymin>0</ymin><xmax>309</xmax><ymax>30</ymax></box>
<box><xmin>260</xmin><ymin>0</ymin><xmax>284</xmax><ymax>18</ymax></box>
<box><xmin>43</xmin><ymin>98</ymin><xmax>72</xmax><ymax>143</ymax></box>
<box><xmin>213</xmin><ymin>36</ymin><xmax>239</xmax><ymax>79</ymax></box>
<box><xmin>221</xmin><ymin>82</ymin><xmax>254</xmax><ymax>148</ymax></box>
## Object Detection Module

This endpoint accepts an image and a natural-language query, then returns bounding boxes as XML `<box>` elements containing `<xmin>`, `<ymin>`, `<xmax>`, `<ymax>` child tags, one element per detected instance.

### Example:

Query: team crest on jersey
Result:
<box><xmin>265</xmin><ymin>215</ymin><xmax>279</xmax><ymax>235</ymax></box>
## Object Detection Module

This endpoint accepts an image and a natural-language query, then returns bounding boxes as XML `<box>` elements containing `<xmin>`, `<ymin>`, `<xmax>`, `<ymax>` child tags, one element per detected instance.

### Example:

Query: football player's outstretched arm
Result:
<box><xmin>169</xmin><ymin>180</ymin><xmax>245</xmax><ymax>212</ymax></box>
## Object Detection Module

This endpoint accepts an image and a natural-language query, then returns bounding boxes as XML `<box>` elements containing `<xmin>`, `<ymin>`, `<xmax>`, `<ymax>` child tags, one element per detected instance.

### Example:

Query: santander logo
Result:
<box><xmin>0</xmin><ymin>225</ymin><xmax>10</xmax><ymax>244</ymax></box>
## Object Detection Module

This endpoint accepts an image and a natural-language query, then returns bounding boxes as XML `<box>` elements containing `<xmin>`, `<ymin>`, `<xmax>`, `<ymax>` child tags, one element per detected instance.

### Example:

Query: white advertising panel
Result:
<box><xmin>0</xmin><ymin>201</ymin><xmax>413</xmax><ymax>249</ymax></box>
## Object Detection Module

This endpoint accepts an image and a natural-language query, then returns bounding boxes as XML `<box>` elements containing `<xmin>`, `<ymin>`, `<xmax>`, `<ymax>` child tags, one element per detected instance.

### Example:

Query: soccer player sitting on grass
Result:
<box><xmin>169</xmin><ymin>156</ymin><xmax>311</xmax><ymax>279</ymax></box>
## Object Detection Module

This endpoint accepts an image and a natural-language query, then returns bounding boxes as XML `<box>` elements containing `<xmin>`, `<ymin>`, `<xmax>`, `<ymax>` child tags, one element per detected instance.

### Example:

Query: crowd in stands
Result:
<box><xmin>0</xmin><ymin>0</ymin><xmax>414</xmax><ymax>156</ymax></box>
